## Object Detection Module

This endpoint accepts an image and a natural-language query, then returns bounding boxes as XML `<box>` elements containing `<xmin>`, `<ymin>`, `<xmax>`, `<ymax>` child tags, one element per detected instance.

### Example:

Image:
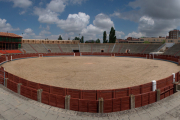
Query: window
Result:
<box><xmin>140</xmin><ymin>39</ymin><xmax>144</xmax><ymax>41</ymax></box>
<box><xmin>178</xmin><ymin>40</ymin><xmax>180</xmax><ymax>42</ymax></box>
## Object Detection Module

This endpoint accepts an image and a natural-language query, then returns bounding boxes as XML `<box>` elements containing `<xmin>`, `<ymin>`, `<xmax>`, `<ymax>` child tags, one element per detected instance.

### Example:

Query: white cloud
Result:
<box><xmin>111</xmin><ymin>0</ymin><xmax>180</xmax><ymax>37</ymax></box>
<box><xmin>0</xmin><ymin>18</ymin><xmax>20</xmax><ymax>32</ymax></box>
<box><xmin>10</xmin><ymin>0</ymin><xmax>32</xmax><ymax>8</ymax></box>
<box><xmin>93</xmin><ymin>13</ymin><xmax>114</xmax><ymax>29</ymax></box>
<box><xmin>116</xmin><ymin>31</ymin><xmax>125</xmax><ymax>39</ymax></box>
<box><xmin>57</xmin><ymin>12</ymin><xmax>90</xmax><ymax>32</ymax></box>
<box><xmin>47</xmin><ymin>0</ymin><xmax>66</xmax><ymax>13</ymax></box>
<box><xmin>39</xmin><ymin>30</ymin><xmax>51</xmax><ymax>36</ymax></box>
<box><xmin>69</xmin><ymin>0</ymin><xmax>87</xmax><ymax>4</ymax></box>
<box><xmin>139</xmin><ymin>16</ymin><xmax>154</xmax><ymax>25</ymax></box>
<box><xmin>125</xmin><ymin>32</ymin><xmax>145</xmax><ymax>39</ymax></box>
<box><xmin>19</xmin><ymin>11</ymin><xmax>26</xmax><ymax>15</ymax></box>
<box><xmin>81</xmin><ymin>13</ymin><xmax>115</xmax><ymax>41</ymax></box>
<box><xmin>34</xmin><ymin>7</ymin><xmax>60</xmax><ymax>24</ymax></box>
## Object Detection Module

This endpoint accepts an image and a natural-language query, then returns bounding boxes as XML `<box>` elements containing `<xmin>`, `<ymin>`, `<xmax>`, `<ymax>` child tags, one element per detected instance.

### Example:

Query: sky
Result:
<box><xmin>0</xmin><ymin>0</ymin><xmax>180</xmax><ymax>42</ymax></box>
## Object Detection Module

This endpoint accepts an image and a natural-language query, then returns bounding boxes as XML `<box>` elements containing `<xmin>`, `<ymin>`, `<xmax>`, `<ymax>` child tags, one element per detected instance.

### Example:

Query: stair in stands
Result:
<box><xmin>29</xmin><ymin>44</ymin><xmax>38</xmax><ymax>53</ymax></box>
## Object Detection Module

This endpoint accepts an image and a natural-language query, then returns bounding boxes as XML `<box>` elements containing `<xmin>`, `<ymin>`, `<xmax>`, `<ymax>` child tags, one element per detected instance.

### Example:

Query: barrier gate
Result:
<box><xmin>0</xmin><ymin>67</ymin><xmax>5</xmax><ymax>85</ymax></box>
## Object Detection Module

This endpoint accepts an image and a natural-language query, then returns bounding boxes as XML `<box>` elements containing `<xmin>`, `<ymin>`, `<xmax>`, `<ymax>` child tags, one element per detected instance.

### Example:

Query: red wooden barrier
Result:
<box><xmin>13</xmin><ymin>75</ymin><xmax>19</xmax><ymax>83</ymax></box>
<box><xmin>149</xmin><ymin>91</ymin><xmax>156</xmax><ymax>104</ymax></box>
<box><xmin>97</xmin><ymin>90</ymin><xmax>113</xmax><ymax>100</ymax></box>
<box><xmin>112</xmin><ymin>98</ymin><xmax>121</xmax><ymax>112</ymax></box>
<box><xmin>157</xmin><ymin>78</ymin><xmax>166</xmax><ymax>89</ymax></box>
<box><xmin>49</xmin><ymin>94</ymin><xmax>57</xmax><ymax>107</ymax></box>
<box><xmin>141</xmin><ymin>93</ymin><xmax>149</xmax><ymax>106</ymax></box>
<box><xmin>42</xmin><ymin>92</ymin><xmax>49</xmax><ymax>105</ymax></box>
<box><xmin>57</xmin><ymin>95</ymin><xmax>65</xmax><ymax>109</ymax></box>
<box><xmin>114</xmin><ymin>88</ymin><xmax>129</xmax><ymax>98</ymax></box>
<box><xmin>130</xmin><ymin>85</ymin><xmax>141</xmax><ymax>95</ymax></box>
<box><xmin>39</xmin><ymin>84</ymin><xmax>50</xmax><ymax>93</ymax></box>
<box><xmin>50</xmin><ymin>86</ymin><xmax>66</xmax><ymax>96</ymax></box>
<box><xmin>27</xmin><ymin>81</ymin><xmax>39</xmax><ymax>90</ymax></box>
<box><xmin>104</xmin><ymin>99</ymin><xmax>113</xmax><ymax>113</ymax></box>
<box><xmin>82</xmin><ymin>90</ymin><xmax>96</xmax><ymax>100</ymax></box>
<box><xmin>88</xmin><ymin>100</ymin><xmax>98</xmax><ymax>113</ymax></box>
<box><xmin>141</xmin><ymin>83</ymin><xmax>152</xmax><ymax>93</ymax></box>
<box><xmin>70</xmin><ymin>98</ymin><xmax>79</xmax><ymax>111</ymax></box>
<box><xmin>19</xmin><ymin>77</ymin><xmax>28</xmax><ymax>86</ymax></box>
<box><xmin>66</xmin><ymin>88</ymin><xmax>81</xmax><ymax>99</ymax></box>
<box><xmin>79</xmin><ymin>99</ymin><xmax>88</xmax><ymax>112</ymax></box>
<box><xmin>135</xmin><ymin>94</ymin><xmax>142</xmax><ymax>108</ymax></box>
<box><xmin>121</xmin><ymin>96</ymin><xmax>130</xmax><ymax>111</ymax></box>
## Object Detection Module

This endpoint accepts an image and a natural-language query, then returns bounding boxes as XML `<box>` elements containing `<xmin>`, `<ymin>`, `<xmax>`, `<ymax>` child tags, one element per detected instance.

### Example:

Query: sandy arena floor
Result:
<box><xmin>2</xmin><ymin>56</ymin><xmax>180</xmax><ymax>90</ymax></box>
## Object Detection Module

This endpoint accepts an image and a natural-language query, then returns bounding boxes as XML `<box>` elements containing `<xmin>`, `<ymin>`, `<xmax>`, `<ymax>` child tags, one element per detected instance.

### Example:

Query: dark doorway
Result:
<box><xmin>101</xmin><ymin>49</ymin><xmax>104</xmax><ymax>53</ymax></box>
<box><xmin>73</xmin><ymin>50</ymin><xmax>79</xmax><ymax>53</ymax></box>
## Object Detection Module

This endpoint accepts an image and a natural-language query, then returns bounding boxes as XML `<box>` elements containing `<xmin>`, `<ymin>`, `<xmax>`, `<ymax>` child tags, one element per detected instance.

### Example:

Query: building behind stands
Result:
<box><xmin>0</xmin><ymin>32</ymin><xmax>22</xmax><ymax>50</ymax></box>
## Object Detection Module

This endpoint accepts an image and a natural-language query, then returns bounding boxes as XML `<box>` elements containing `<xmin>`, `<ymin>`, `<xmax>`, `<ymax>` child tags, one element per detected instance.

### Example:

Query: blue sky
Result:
<box><xmin>0</xmin><ymin>0</ymin><xmax>180</xmax><ymax>42</ymax></box>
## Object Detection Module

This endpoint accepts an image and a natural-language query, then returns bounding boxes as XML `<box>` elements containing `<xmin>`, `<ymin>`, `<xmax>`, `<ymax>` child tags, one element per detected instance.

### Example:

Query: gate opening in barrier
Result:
<box><xmin>101</xmin><ymin>49</ymin><xmax>104</xmax><ymax>53</ymax></box>
<box><xmin>73</xmin><ymin>50</ymin><xmax>79</xmax><ymax>53</ymax></box>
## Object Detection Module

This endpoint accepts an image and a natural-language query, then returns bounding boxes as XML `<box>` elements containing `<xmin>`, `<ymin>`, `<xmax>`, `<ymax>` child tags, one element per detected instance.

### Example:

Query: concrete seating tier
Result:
<box><xmin>164</xmin><ymin>43</ymin><xmax>180</xmax><ymax>56</ymax></box>
<box><xmin>21</xmin><ymin>44</ymin><xmax>37</xmax><ymax>53</ymax></box>
<box><xmin>30</xmin><ymin>44</ymin><xmax>48</xmax><ymax>53</ymax></box>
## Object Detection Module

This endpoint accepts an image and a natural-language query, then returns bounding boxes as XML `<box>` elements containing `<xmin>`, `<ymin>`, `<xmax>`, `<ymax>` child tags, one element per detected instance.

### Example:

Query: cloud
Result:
<box><xmin>57</xmin><ymin>12</ymin><xmax>90</xmax><ymax>32</ymax></box>
<box><xmin>125</xmin><ymin>32</ymin><xmax>145</xmax><ymax>39</ymax></box>
<box><xmin>111</xmin><ymin>0</ymin><xmax>180</xmax><ymax>37</ymax></box>
<box><xmin>93</xmin><ymin>13</ymin><xmax>114</xmax><ymax>29</ymax></box>
<box><xmin>81</xmin><ymin>13</ymin><xmax>115</xmax><ymax>41</ymax></box>
<box><xmin>10</xmin><ymin>0</ymin><xmax>32</xmax><ymax>8</ymax></box>
<box><xmin>69</xmin><ymin>0</ymin><xmax>87</xmax><ymax>4</ymax></box>
<box><xmin>34</xmin><ymin>7</ymin><xmax>60</xmax><ymax>24</ymax></box>
<box><xmin>47</xmin><ymin>0</ymin><xmax>66</xmax><ymax>13</ymax></box>
<box><xmin>116</xmin><ymin>31</ymin><xmax>125</xmax><ymax>39</ymax></box>
<box><xmin>19</xmin><ymin>11</ymin><xmax>26</xmax><ymax>15</ymax></box>
<box><xmin>0</xmin><ymin>18</ymin><xmax>20</xmax><ymax>32</ymax></box>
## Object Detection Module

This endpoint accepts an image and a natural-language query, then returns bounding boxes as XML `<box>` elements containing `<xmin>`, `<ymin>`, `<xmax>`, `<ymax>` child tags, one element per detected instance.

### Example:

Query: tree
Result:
<box><xmin>103</xmin><ymin>31</ymin><xmax>108</xmax><ymax>43</ymax></box>
<box><xmin>96</xmin><ymin>39</ymin><xmax>100</xmax><ymax>43</ymax></box>
<box><xmin>109</xmin><ymin>27</ymin><xmax>116</xmax><ymax>43</ymax></box>
<box><xmin>73</xmin><ymin>37</ymin><xmax>80</xmax><ymax>40</ymax></box>
<box><xmin>58</xmin><ymin>35</ymin><xmax>63</xmax><ymax>40</ymax></box>
<box><xmin>80</xmin><ymin>36</ymin><xmax>84</xmax><ymax>43</ymax></box>
<box><xmin>68</xmin><ymin>37</ymin><xmax>70</xmax><ymax>40</ymax></box>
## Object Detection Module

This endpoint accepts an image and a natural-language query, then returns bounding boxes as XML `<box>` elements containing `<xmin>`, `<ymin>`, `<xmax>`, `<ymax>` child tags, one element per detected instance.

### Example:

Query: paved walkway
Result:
<box><xmin>1</xmin><ymin>84</ymin><xmax>180</xmax><ymax>120</ymax></box>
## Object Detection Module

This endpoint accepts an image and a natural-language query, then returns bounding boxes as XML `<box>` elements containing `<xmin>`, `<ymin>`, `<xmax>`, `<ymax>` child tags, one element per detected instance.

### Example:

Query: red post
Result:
<box><xmin>178</xmin><ymin>59</ymin><xmax>180</xmax><ymax>66</ymax></box>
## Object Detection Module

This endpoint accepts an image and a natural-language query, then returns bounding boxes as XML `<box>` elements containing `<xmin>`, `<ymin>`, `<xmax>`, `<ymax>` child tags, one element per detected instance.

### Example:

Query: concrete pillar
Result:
<box><xmin>152</xmin><ymin>80</ymin><xmax>156</xmax><ymax>91</ymax></box>
<box><xmin>37</xmin><ymin>89</ymin><xmax>43</xmax><ymax>103</ymax></box>
<box><xmin>65</xmin><ymin>95</ymin><xmax>71</xmax><ymax>110</ymax></box>
<box><xmin>11</xmin><ymin>56</ymin><xmax>12</xmax><ymax>61</ymax></box>
<box><xmin>172</xmin><ymin>73</ymin><xmax>175</xmax><ymax>83</ymax></box>
<box><xmin>130</xmin><ymin>94</ymin><xmax>135</xmax><ymax>109</ymax></box>
<box><xmin>17</xmin><ymin>83</ymin><xmax>22</xmax><ymax>94</ymax></box>
<box><xmin>156</xmin><ymin>89</ymin><xmax>161</xmax><ymax>101</ymax></box>
<box><xmin>4</xmin><ymin>78</ymin><xmax>8</xmax><ymax>87</ymax></box>
<box><xmin>114</xmin><ymin>54</ymin><xmax>115</xmax><ymax>57</ymax></box>
<box><xmin>146</xmin><ymin>55</ymin><xmax>147</xmax><ymax>59</ymax></box>
<box><xmin>74</xmin><ymin>53</ymin><xmax>75</xmax><ymax>57</ymax></box>
<box><xmin>173</xmin><ymin>82</ymin><xmax>178</xmax><ymax>93</ymax></box>
<box><xmin>98</xmin><ymin>98</ymin><xmax>104</xmax><ymax>113</ymax></box>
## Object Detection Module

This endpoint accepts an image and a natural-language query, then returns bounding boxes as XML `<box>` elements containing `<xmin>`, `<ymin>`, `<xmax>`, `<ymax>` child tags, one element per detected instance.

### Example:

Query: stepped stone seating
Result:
<box><xmin>59</xmin><ymin>44</ymin><xmax>79</xmax><ymax>53</ymax></box>
<box><xmin>164</xmin><ymin>44</ymin><xmax>180</xmax><ymax>56</ymax></box>
<box><xmin>143</xmin><ymin>44</ymin><xmax>163</xmax><ymax>54</ymax></box>
<box><xmin>91</xmin><ymin>44</ymin><xmax>114</xmax><ymax>53</ymax></box>
<box><xmin>44</xmin><ymin>44</ymin><xmax>62</xmax><ymax>53</ymax></box>
<box><xmin>79</xmin><ymin>44</ymin><xmax>92</xmax><ymax>52</ymax></box>
<box><xmin>113</xmin><ymin>44</ymin><xmax>162</xmax><ymax>54</ymax></box>
<box><xmin>21</xmin><ymin>44</ymin><xmax>37</xmax><ymax>53</ymax></box>
<box><xmin>30</xmin><ymin>44</ymin><xmax>48</xmax><ymax>53</ymax></box>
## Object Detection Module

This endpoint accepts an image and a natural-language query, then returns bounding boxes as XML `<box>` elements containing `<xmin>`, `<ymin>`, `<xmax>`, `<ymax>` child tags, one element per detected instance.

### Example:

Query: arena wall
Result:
<box><xmin>0</xmin><ymin>53</ymin><xmax>179</xmax><ymax>113</ymax></box>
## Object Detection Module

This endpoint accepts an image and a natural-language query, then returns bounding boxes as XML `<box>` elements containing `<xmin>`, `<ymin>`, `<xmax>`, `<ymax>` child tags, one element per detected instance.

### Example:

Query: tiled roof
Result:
<box><xmin>0</xmin><ymin>32</ymin><xmax>22</xmax><ymax>38</ymax></box>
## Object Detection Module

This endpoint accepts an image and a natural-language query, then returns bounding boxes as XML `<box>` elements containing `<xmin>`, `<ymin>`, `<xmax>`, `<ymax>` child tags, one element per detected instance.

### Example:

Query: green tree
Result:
<box><xmin>109</xmin><ymin>27</ymin><xmax>116</xmax><ymax>43</ymax></box>
<box><xmin>103</xmin><ymin>31</ymin><xmax>108</xmax><ymax>43</ymax></box>
<box><xmin>73</xmin><ymin>37</ymin><xmax>80</xmax><ymax>40</ymax></box>
<box><xmin>58</xmin><ymin>35</ymin><xmax>63</xmax><ymax>40</ymax></box>
<box><xmin>80</xmin><ymin>36</ymin><xmax>84</xmax><ymax>43</ymax></box>
<box><xmin>162</xmin><ymin>40</ymin><xmax>166</xmax><ymax>44</ymax></box>
<box><xmin>68</xmin><ymin>37</ymin><xmax>70</xmax><ymax>40</ymax></box>
<box><xmin>96</xmin><ymin>39</ymin><xmax>100</xmax><ymax>43</ymax></box>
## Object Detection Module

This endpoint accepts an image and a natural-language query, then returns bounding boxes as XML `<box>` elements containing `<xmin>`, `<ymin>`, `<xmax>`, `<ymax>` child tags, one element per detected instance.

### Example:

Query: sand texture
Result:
<box><xmin>2</xmin><ymin>56</ymin><xmax>180</xmax><ymax>90</ymax></box>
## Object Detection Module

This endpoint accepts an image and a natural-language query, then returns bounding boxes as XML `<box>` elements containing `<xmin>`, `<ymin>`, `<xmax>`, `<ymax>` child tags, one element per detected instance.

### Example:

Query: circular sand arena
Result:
<box><xmin>2</xmin><ymin>56</ymin><xmax>180</xmax><ymax>90</ymax></box>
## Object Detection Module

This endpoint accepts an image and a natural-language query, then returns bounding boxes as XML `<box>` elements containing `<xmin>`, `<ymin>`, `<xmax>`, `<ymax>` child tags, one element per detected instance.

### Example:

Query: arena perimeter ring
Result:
<box><xmin>2</xmin><ymin>56</ymin><xmax>180</xmax><ymax>90</ymax></box>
